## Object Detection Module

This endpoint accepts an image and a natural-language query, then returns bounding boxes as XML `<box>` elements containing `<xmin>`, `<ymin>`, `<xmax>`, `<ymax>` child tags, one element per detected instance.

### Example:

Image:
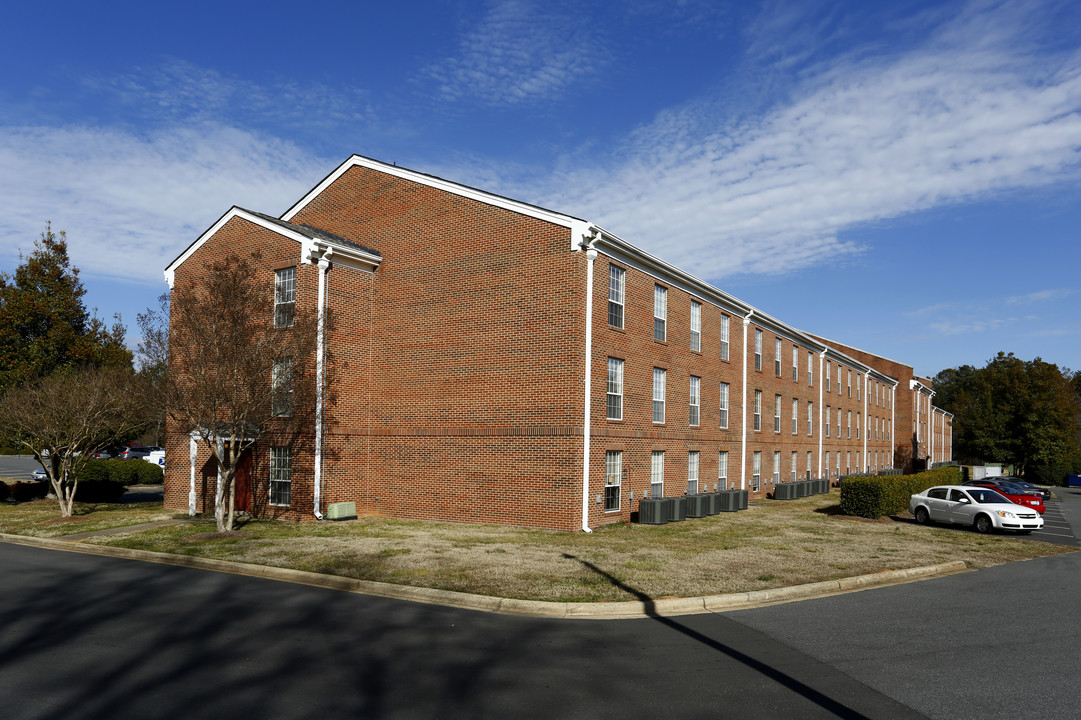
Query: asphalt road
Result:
<box><xmin>0</xmin><ymin>454</ymin><xmax>44</xmax><ymax>480</ymax></box>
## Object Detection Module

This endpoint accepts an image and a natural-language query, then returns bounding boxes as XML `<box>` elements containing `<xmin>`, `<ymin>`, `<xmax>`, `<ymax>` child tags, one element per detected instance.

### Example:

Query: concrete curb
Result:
<box><xmin>0</xmin><ymin>532</ymin><xmax>968</xmax><ymax>619</ymax></box>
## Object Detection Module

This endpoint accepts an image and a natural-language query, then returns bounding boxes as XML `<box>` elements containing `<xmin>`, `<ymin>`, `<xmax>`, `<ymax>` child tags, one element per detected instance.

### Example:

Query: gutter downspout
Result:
<box><xmin>862</xmin><ymin>372</ymin><xmax>868</xmax><ymax>473</ymax></box>
<box><xmin>891</xmin><ymin>386</ymin><xmax>896</xmax><ymax>469</ymax></box>
<box><xmin>817</xmin><ymin>351</ymin><xmax>825</xmax><ymax>479</ymax></box>
<box><xmin>188</xmin><ymin>435</ymin><xmax>197</xmax><ymax>516</ymax></box>
<box><xmin>740</xmin><ymin>312</ymin><xmax>752</xmax><ymax>490</ymax></box>
<box><xmin>313</xmin><ymin>251</ymin><xmax>331</xmax><ymax>520</ymax></box>
<box><xmin>580</xmin><ymin>232</ymin><xmax>599</xmax><ymax>533</ymax></box>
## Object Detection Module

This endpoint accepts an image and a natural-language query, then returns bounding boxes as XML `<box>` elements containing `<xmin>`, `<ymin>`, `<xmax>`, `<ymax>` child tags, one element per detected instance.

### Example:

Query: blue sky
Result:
<box><xmin>1</xmin><ymin>0</ymin><xmax>1079</xmax><ymax>378</ymax></box>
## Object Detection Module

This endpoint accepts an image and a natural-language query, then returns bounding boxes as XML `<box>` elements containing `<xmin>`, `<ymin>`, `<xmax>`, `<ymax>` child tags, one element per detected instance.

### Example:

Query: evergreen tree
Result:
<box><xmin>0</xmin><ymin>222</ymin><xmax>131</xmax><ymax>389</ymax></box>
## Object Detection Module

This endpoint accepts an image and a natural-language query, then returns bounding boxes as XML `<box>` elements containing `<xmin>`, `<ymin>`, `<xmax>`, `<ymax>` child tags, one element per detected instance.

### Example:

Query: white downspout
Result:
<box><xmin>580</xmin><ymin>237</ymin><xmax>598</xmax><ymax>533</ymax></box>
<box><xmin>188</xmin><ymin>435</ymin><xmax>197</xmax><ymax>516</ymax></box>
<box><xmin>313</xmin><ymin>251</ymin><xmax>331</xmax><ymax>519</ymax></box>
<box><xmin>817</xmin><ymin>351</ymin><xmax>825</xmax><ymax>478</ymax></box>
<box><xmin>740</xmin><ymin>313</ymin><xmax>752</xmax><ymax>490</ymax></box>
<box><xmin>862</xmin><ymin>372</ymin><xmax>868</xmax><ymax>472</ymax></box>
<box><xmin>891</xmin><ymin>386</ymin><xmax>896</xmax><ymax>469</ymax></box>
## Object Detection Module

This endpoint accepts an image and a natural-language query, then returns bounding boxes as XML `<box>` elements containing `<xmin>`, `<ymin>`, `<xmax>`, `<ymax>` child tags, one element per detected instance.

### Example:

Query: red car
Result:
<box><xmin>965</xmin><ymin>481</ymin><xmax>1045</xmax><ymax>514</ymax></box>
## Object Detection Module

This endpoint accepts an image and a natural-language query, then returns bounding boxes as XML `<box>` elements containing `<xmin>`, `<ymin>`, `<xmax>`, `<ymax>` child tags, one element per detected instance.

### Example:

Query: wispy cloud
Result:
<box><xmin>421</xmin><ymin>0</ymin><xmax>608</xmax><ymax>106</ymax></box>
<box><xmin>521</xmin><ymin>0</ymin><xmax>1081</xmax><ymax>281</ymax></box>
<box><xmin>1005</xmin><ymin>288</ymin><xmax>1073</xmax><ymax>305</ymax></box>
<box><xmin>928</xmin><ymin>316</ymin><xmax>1016</xmax><ymax>336</ymax></box>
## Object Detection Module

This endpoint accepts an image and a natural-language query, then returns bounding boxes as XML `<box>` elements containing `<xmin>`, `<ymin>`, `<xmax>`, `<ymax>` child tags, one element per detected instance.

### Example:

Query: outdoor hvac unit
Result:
<box><xmin>638</xmin><ymin>498</ymin><xmax>669</xmax><ymax>525</ymax></box>
<box><xmin>705</xmin><ymin>492</ymin><xmax>721</xmax><ymax>515</ymax></box>
<box><xmin>718</xmin><ymin>490</ymin><xmax>740</xmax><ymax>512</ymax></box>
<box><xmin>817</xmin><ymin>478</ymin><xmax>829</xmax><ymax>494</ymax></box>
<box><xmin>796</xmin><ymin>480</ymin><xmax>811</xmax><ymax>498</ymax></box>
<box><xmin>325</xmin><ymin>502</ymin><xmax>357</xmax><ymax>521</ymax></box>
<box><xmin>685</xmin><ymin>494</ymin><xmax>709</xmax><ymax>518</ymax></box>
<box><xmin>774</xmin><ymin>483</ymin><xmax>798</xmax><ymax>500</ymax></box>
<box><xmin>737</xmin><ymin>489</ymin><xmax>748</xmax><ymax>510</ymax></box>
<box><xmin>665</xmin><ymin>496</ymin><xmax>687</xmax><ymax>522</ymax></box>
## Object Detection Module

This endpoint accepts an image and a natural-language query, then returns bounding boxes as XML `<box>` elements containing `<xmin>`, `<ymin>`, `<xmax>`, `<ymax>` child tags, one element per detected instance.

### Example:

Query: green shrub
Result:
<box><xmin>839</xmin><ymin>467</ymin><xmax>961</xmax><ymax>518</ymax></box>
<box><xmin>10</xmin><ymin>480</ymin><xmax>49</xmax><ymax>502</ymax></box>
<box><xmin>0</xmin><ymin>483</ymin><xmax>8</xmax><ymax>501</ymax></box>
<box><xmin>74</xmin><ymin>479</ymin><xmax>127</xmax><ymax>502</ymax></box>
<box><xmin>136</xmin><ymin>462</ymin><xmax>164</xmax><ymax>484</ymax></box>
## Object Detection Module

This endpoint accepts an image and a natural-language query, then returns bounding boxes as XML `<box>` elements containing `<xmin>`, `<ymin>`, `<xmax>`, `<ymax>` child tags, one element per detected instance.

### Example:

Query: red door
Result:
<box><xmin>234</xmin><ymin>448</ymin><xmax>253</xmax><ymax>513</ymax></box>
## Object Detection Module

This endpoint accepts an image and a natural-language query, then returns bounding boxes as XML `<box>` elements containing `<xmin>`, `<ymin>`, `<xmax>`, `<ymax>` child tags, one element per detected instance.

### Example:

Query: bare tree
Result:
<box><xmin>0</xmin><ymin>366</ymin><xmax>145</xmax><ymax>517</ymax></box>
<box><xmin>148</xmin><ymin>255</ymin><xmax>319</xmax><ymax>532</ymax></box>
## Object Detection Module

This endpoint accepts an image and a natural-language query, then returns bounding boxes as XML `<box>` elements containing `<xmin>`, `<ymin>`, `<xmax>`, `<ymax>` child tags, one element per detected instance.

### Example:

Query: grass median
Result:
<box><xmin>0</xmin><ymin>498</ymin><xmax>183</xmax><ymax>537</ymax></box>
<box><xmin>2</xmin><ymin>492</ymin><xmax>1065</xmax><ymax>602</ymax></box>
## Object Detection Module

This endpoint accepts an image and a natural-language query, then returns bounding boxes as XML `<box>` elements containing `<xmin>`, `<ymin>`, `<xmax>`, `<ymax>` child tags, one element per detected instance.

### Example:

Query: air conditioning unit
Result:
<box><xmin>718</xmin><ymin>490</ymin><xmax>740</xmax><ymax>511</ymax></box>
<box><xmin>774</xmin><ymin>483</ymin><xmax>798</xmax><ymax>500</ymax></box>
<box><xmin>705</xmin><ymin>492</ymin><xmax>721</xmax><ymax>515</ymax></box>
<box><xmin>665</xmin><ymin>496</ymin><xmax>687</xmax><ymax>522</ymax></box>
<box><xmin>638</xmin><ymin>498</ymin><xmax>668</xmax><ymax>525</ymax></box>
<box><xmin>325</xmin><ymin>502</ymin><xmax>357</xmax><ymax>521</ymax></box>
<box><xmin>737</xmin><ymin>489</ymin><xmax>748</xmax><ymax>510</ymax></box>
<box><xmin>685</xmin><ymin>494</ymin><xmax>708</xmax><ymax>518</ymax></box>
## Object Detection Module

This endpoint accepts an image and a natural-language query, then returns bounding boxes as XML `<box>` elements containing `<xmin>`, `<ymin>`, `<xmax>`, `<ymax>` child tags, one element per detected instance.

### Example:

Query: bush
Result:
<box><xmin>136</xmin><ymin>461</ymin><xmax>164</xmax><ymax>484</ymax></box>
<box><xmin>9</xmin><ymin>480</ymin><xmax>49</xmax><ymax>502</ymax></box>
<box><xmin>0</xmin><ymin>482</ymin><xmax>8</xmax><ymax>501</ymax></box>
<box><xmin>74</xmin><ymin>479</ymin><xmax>127</xmax><ymax>502</ymax></box>
<box><xmin>77</xmin><ymin>458</ymin><xmax>158</xmax><ymax>486</ymax></box>
<box><xmin>839</xmin><ymin>467</ymin><xmax>961</xmax><ymax>518</ymax></box>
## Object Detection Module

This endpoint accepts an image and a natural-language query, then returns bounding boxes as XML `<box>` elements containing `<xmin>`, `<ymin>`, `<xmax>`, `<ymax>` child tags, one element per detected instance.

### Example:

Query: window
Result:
<box><xmin>846</xmin><ymin>451</ymin><xmax>851</xmax><ymax>475</ymax></box>
<box><xmin>825</xmin><ymin>451</ymin><xmax>831</xmax><ymax>478</ymax></box>
<box><xmin>773</xmin><ymin>451</ymin><xmax>781</xmax><ymax>483</ymax></box>
<box><xmin>856</xmin><ymin>412</ymin><xmax>861</xmax><ymax>439</ymax></box>
<box><xmin>719</xmin><ymin>383</ymin><xmax>730</xmax><ymax>428</ymax></box>
<box><xmin>752</xmin><ymin>451</ymin><xmax>761</xmax><ymax>491</ymax></box>
<box><xmin>606</xmin><ymin>358</ymin><xmax>623</xmax><ymax>420</ymax></box>
<box><xmin>653</xmin><ymin>285</ymin><xmax>667</xmax><ymax>341</ymax></box>
<box><xmin>774</xmin><ymin>338</ymin><xmax>782</xmax><ymax>376</ymax></box>
<box><xmin>608</xmin><ymin>265</ymin><xmax>625</xmax><ymax>328</ymax></box>
<box><xmin>807</xmin><ymin>451</ymin><xmax>813</xmax><ymax>478</ymax></box>
<box><xmin>272</xmin><ymin>358</ymin><xmax>293</xmax><ymax>417</ymax></box>
<box><xmin>876</xmin><ymin>417</ymin><xmax>880</xmax><ymax>441</ymax></box>
<box><xmin>718</xmin><ymin>451</ymin><xmax>728</xmax><ymax>490</ymax></box>
<box><xmin>792</xmin><ymin>345</ymin><xmax>798</xmax><ymax>381</ymax></box>
<box><xmin>825</xmin><ymin>360</ymin><xmax>831</xmax><ymax>391</ymax></box>
<box><xmin>688</xmin><ymin>451</ymin><xmax>700</xmax><ymax>494</ymax></box>
<box><xmin>791</xmin><ymin>451</ymin><xmax>798</xmax><ymax>482</ymax></box>
<box><xmin>791</xmin><ymin>398</ymin><xmax>798</xmax><ymax>434</ymax></box>
<box><xmin>857</xmin><ymin>374</ymin><xmax>862</xmax><ymax>401</ymax></box>
<box><xmin>690</xmin><ymin>301</ymin><xmax>701</xmax><ymax>352</ymax></box>
<box><xmin>269</xmin><ymin>446</ymin><xmax>292</xmax><ymax>506</ymax></box>
<box><xmin>847</xmin><ymin>410</ymin><xmax>852</xmax><ymax>439</ymax></box>
<box><xmin>689</xmin><ymin>376</ymin><xmax>701</xmax><ymax>426</ymax></box>
<box><xmin>837</xmin><ymin>365</ymin><xmax>842</xmax><ymax>394</ymax></box>
<box><xmin>650</xmin><ymin>451</ymin><xmax>664</xmax><ymax>498</ymax></box>
<box><xmin>754</xmin><ymin>329</ymin><xmax>763</xmax><ymax>371</ymax></box>
<box><xmin>807</xmin><ymin>401</ymin><xmax>814</xmax><ymax>436</ymax></box>
<box><xmin>837</xmin><ymin>452</ymin><xmax>842</xmax><ymax>477</ymax></box>
<box><xmin>274</xmin><ymin>267</ymin><xmax>296</xmax><ymax>328</ymax></box>
<box><xmin>652</xmin><ymin>368</ymin><xmax>666</xmax><ymax>423</ymax></box>
<box><xmin>856</xmin><ymin>451</ymin><xmax>861</xmax><ymax>472</ymax></box>
<box><xmin>847</xmin><ymin>369</ymin><xmax>852</xmax><ymax>397</ymax></box>
<box><xmin>720</xmin><ymin>314</ymin><xmax>730</xmax><ymax>361</ymax></box>
<box><xmin>808</xmin><ymin>352</ymin><xmax>814</xmax><ymax>386</ymax></box>
<box><xmin>825</xmin><ymin>406</ymin><xmax>831</xmax><ymax>436</ymax></box>
<box><xmin>753</xmin><ymin>390</ymin><xmax>762</xmax><ymax>431</ymax></box>
<box><xmin>837</xmin><ymin>408</ymin><xmax>842</xmax><ymax>437</ymax></box>
<box><xmin>605</xmin><ymin>451</ymin><xmax>621</xmax><ymax>511</ymax></box>
<box><xmin>774</xmin><ymin>394</ymin><xmax>782</xmax><ymax>433</ymax></box>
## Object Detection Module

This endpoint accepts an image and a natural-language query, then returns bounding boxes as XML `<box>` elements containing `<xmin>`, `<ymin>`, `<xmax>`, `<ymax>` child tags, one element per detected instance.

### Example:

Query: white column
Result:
<box><xmin>188</xmin><ymin>435</ymin><xmax>197</xmax><ymax>516</ymax></box>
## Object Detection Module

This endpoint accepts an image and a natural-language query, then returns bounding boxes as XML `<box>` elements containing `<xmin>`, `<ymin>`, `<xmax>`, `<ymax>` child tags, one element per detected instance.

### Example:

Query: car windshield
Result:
<box><xmin>968</xmin><ymin>489</ymin><xmax>1009</xmax><ymax>504</ymax></box>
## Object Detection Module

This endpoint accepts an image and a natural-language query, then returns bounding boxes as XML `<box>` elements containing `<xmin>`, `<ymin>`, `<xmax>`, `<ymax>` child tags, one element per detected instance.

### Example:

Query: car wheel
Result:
<box><xmin>914</xmin><ymin>507</ymin><xmax>930</xmax><ymax>525</ymax></box>
<box><xmin>974</xmin><ymin>514</ymin><xmax>993</xmax><ymax>534</ymax></box>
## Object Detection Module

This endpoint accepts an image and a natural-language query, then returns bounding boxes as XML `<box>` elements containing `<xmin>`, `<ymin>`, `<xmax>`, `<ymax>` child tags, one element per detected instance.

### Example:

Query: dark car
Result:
<box><xmin>118</xmin><ymin>446</ymin><xmax>153</xmax><ymax>460</ymax></box>
<box><xmin>989</xmin><ymin>476</ymin><xmax>1051</xmax><ymax>500</ymax></box>
<box><xmin>963</xmin><ymin>480</ymin><xmax>1045</xmax><ymax>514</ymax></box>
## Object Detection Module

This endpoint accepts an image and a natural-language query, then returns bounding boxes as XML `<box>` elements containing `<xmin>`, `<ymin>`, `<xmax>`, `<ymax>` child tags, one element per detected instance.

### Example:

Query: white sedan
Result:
<box><xmin>909</xmin><ymin>485</ymin><xmax>1043</xmax><ymax>534</ymax></box>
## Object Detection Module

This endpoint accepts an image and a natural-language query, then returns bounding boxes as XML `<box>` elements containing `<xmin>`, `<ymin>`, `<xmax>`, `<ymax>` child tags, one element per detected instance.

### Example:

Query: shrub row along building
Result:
<box><xmin>163</xmin><ymin>155</ymin><xmax>953</xmax><ymax>531</ymax></box>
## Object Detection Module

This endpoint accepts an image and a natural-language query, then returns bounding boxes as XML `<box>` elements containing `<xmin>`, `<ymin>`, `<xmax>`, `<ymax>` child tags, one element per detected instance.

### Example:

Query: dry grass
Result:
<box><xmin>0</xmin><ymin>500</ymin><xmax>181</xmax><ymax>538</ymax></box>
<box><xmin>78</xmin><ymin>493</ymin><xmax>1074</xmax><ymax>602</ymax></box>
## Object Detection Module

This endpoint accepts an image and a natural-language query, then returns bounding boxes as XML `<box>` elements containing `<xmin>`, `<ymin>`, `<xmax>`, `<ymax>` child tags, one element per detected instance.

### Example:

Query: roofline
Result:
<box><xmin>163</xmin><ymin>206</ymin><xmax>382</xmax><ymax>287</ymax></box>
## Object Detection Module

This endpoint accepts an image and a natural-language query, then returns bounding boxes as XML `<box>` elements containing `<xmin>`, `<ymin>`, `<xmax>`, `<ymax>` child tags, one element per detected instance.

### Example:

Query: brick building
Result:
<box><xmin>163</xmin><ymin>155</ymin><xmax>950</xmax><ymax>531</ymax></box>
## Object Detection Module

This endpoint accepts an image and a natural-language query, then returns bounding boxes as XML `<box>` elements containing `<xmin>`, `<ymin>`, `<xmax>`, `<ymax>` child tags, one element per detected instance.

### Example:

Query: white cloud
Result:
<box><xmin>421</xmin><ymin>0</ymin><xmax>608</xmax><ymax>106</ymax></box>
<box><xmin>1005</xmin><ymin>288</ymin><xmax>1073</xmax><ymax>305</ymax></box>
<box><xmin>521</xmin><ymin>0</ymin><xmax>1081</xmax><ymax>281</ymax></box>
<box><xmin>0</xmin><ymin>123</ymin><xmax>330</xmax><ymax>285</ymax></box>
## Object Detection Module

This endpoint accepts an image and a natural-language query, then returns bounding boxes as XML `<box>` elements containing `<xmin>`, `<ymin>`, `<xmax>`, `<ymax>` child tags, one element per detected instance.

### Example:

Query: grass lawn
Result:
<box><xmin>11</xmin><ymin>492</ymin><xmax>1059</xmax><ymax>603</ymax></box>
<box><xmin>0</xmin><ymin>498</ymin><xmax>183</xmax><ymax>538</ymax></box>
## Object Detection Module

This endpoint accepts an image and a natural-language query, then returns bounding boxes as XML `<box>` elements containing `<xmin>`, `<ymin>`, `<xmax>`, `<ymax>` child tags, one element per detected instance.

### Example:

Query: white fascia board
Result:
<box><xmin>281</xmin><ymin>155</ymin><xmax>587</xmax><ymax>238</ymax></box>
<box><xmin>164</xmin><ymin>207</ymin><xmax>380</xmax><ymax>287</ymax></box>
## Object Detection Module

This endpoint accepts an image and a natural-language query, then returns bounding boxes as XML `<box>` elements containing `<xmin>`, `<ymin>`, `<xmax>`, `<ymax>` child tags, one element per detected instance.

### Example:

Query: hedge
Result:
<box><xmin>79</xmin><ymin>458</ymin><xmax>163</xmax><ymax>486</ymax></box>
<box><xmin>839</xmin><ymin>466</ymin><xmax>962</xmax><ymax>519</ymax></box>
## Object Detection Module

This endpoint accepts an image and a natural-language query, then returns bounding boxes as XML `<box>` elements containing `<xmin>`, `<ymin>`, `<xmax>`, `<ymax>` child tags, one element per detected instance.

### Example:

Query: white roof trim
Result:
<box><xmin>164</xmin><ymin>207</ymin><xmax>381</xmax><ymax>287</ymax></box>
<box><xmin>281</xmin><ymin>155</ymin><xmax>585</xmax><ymax>233</ymax></box>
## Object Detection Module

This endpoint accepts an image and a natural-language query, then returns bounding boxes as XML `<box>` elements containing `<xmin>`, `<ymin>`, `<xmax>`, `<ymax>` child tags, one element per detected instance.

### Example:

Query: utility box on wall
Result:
<box><xmin>326</xmin><ymin>502</ymin><xmax>358</xmax><ymax>521</ymax></box>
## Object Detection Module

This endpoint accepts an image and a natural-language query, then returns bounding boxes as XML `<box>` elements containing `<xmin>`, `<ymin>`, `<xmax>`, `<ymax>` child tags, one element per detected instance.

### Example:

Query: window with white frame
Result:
<box><xmin>837</xmin><ymin>452</ymin><xmax>842</xmax><ymax>477</ymax></box>
<box><xmin>837</xmin><ymin>365</ymin><xmax>842</xmax><ymax>394</ymax></box>
<box><xmin>652</xmin><ymin>368</ymin><xmax>666</xmax><ymax>423</ymax></box>
<box><xmin>653</xmin><ymin>285</ymin><xmax>667</xmax><ymax>341</ymax></box>
<box><xmin>856</xmin><ymin>412</ymin><xmax>861</xmax><ymax>439</ymax></box>
<box><xmin>791</xmin><ymin>398</ymin><xmax>798</xmax><ymax>434</ymax></box>
<box><xmin>718</xmin><ymin>450</ymin><xmax>728</xmax><ymax>489</ymax></box>
<box><xmin>857</xmin><ymin>374</ymin><xmax>861</xmax><ymax>400</ymax></box>
<box><xmin>791</xmin><ymin>345</ymin><xmax>798</xmax><ymax>381</ymax></box>
<box><xmin>689</xmin><ymin>376</ymin><xmax>701</xmax><ymax>426</ymax></box>
<box><xmin>774</xmin><ymin>394</ymin><xmax>782</xmax><ymax>433</ymax></box>
<box><xmin>847</xmin><ymin>410</ymin><xmax>852</xmax><ymax>439</ymax></box>
<box><xmin>720</xmin><ymin>314</ymin><xmax>730</xmax><ymax>361</ymax></box>
<box><xmin>876</xmin><ymin>417</ymin><xmax>880</xmax><ymax>441</ymax></box>
<box><xmin>856</xmin><ymin>451</ymin><xmax>861</xmax><ymax>473</ymax></box>
<box><xmin>847</xmin><ymin>369</ymin><xmax>852</xmax><ymax>397</ymax></box>
<box><xmin>808</xmin><ymin>351</ymin><xmax>814</xmax><ymax>386</ymax></box>
<box><xmin>825</xmin><ymin>451</ymin><xmax>831</xmax><ymax>477</ymax></box>
<box><xmin>274</xmin><ymin>267</ymin><xmax>296</xmax><ymax>328</ymax></box>
<box><xmin>650</xmin><ymin>451</ymin><xmax>664</xmax><ymax>498</ymax></box>
<box><xmin>846</xmin><ymin>451</ymin><xmax>851</xmax><ymax>475</ymax></box>
<box><xmin>807</xmin><ymin>451</ymin><xmax>813</xmax><ymax>478</ymax></box>
<box><xmin>690</xmin><ymin>300</ymin><xmax>701</xmax><ymax>352</ymax></box>
<box><xmin>719</xmin><ymin>382</ymin><xmax>729</xmax><ymax>428</ymax></box>
<box><xmin>825</xmin><ymin>406</ymin><xmax>831</xmax><ymax>436</ymax></box>
<box><xmin>774</xmin><ymin>338</ymin><xmax>782</xmax><ymax>376</ymax></box>
<box><xmin>606</xmin><ymin>358</ymin><xmax>623</xmax><ymax>420</ymax></box>
<box><xmin>754</xmin><ymin>329</ymin><xmax>763</xmax><ymax>371</ymax></box>
<box><xmin>752</xmin><ymin>451</ymin><xmax>761</xmax><ymax>491</ymax></box>
<box><xmin>826</xmin><ymin>361</ymin><xmax>831</xmax><ymax>391</ymax></box>
<box><xmin>837</xmin><ymin>407</ymin><xmax>842</xmax><ymax>437</ymax></box>
<box><xmin>608</xmin><ymin>265</ymin><xmax>625</xmax><ymax>329</ymax></box>
<box><xmin>687</xmin><ymin>451</ymin><xmax>700</xmax><ymax>494</ymax></box>
<box><xmin>754</xmin><ymin>390</ymin><xmax>762</xmax><ymax>431</ymax></box>
<box><xmin>269</xmin><ymin>446</ymin><xmax>292</xmax><ymax>506</ymax></box>
<box><xmin>605</xmin><ymin>451</ymin><xmax>621</xmax><ymax>511</ymax></box>
<box><xmin>773</xmin><ymin>451</ymin><xmax>781</xmax><ymax>483</ymax></box>
<box><xmin>807</xmin><ymin>401</ymin><xmax>813</xmax><ymax>436</ymax></box>
<box><xmin>272</xmin><ymin>358</ymin><xmax>294</xmax><ymax>417</ymax></box>
<box><xmin>791</xmin><ymin>451</ymin><xmax>798</xmax><ymax>482</ymax></box>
